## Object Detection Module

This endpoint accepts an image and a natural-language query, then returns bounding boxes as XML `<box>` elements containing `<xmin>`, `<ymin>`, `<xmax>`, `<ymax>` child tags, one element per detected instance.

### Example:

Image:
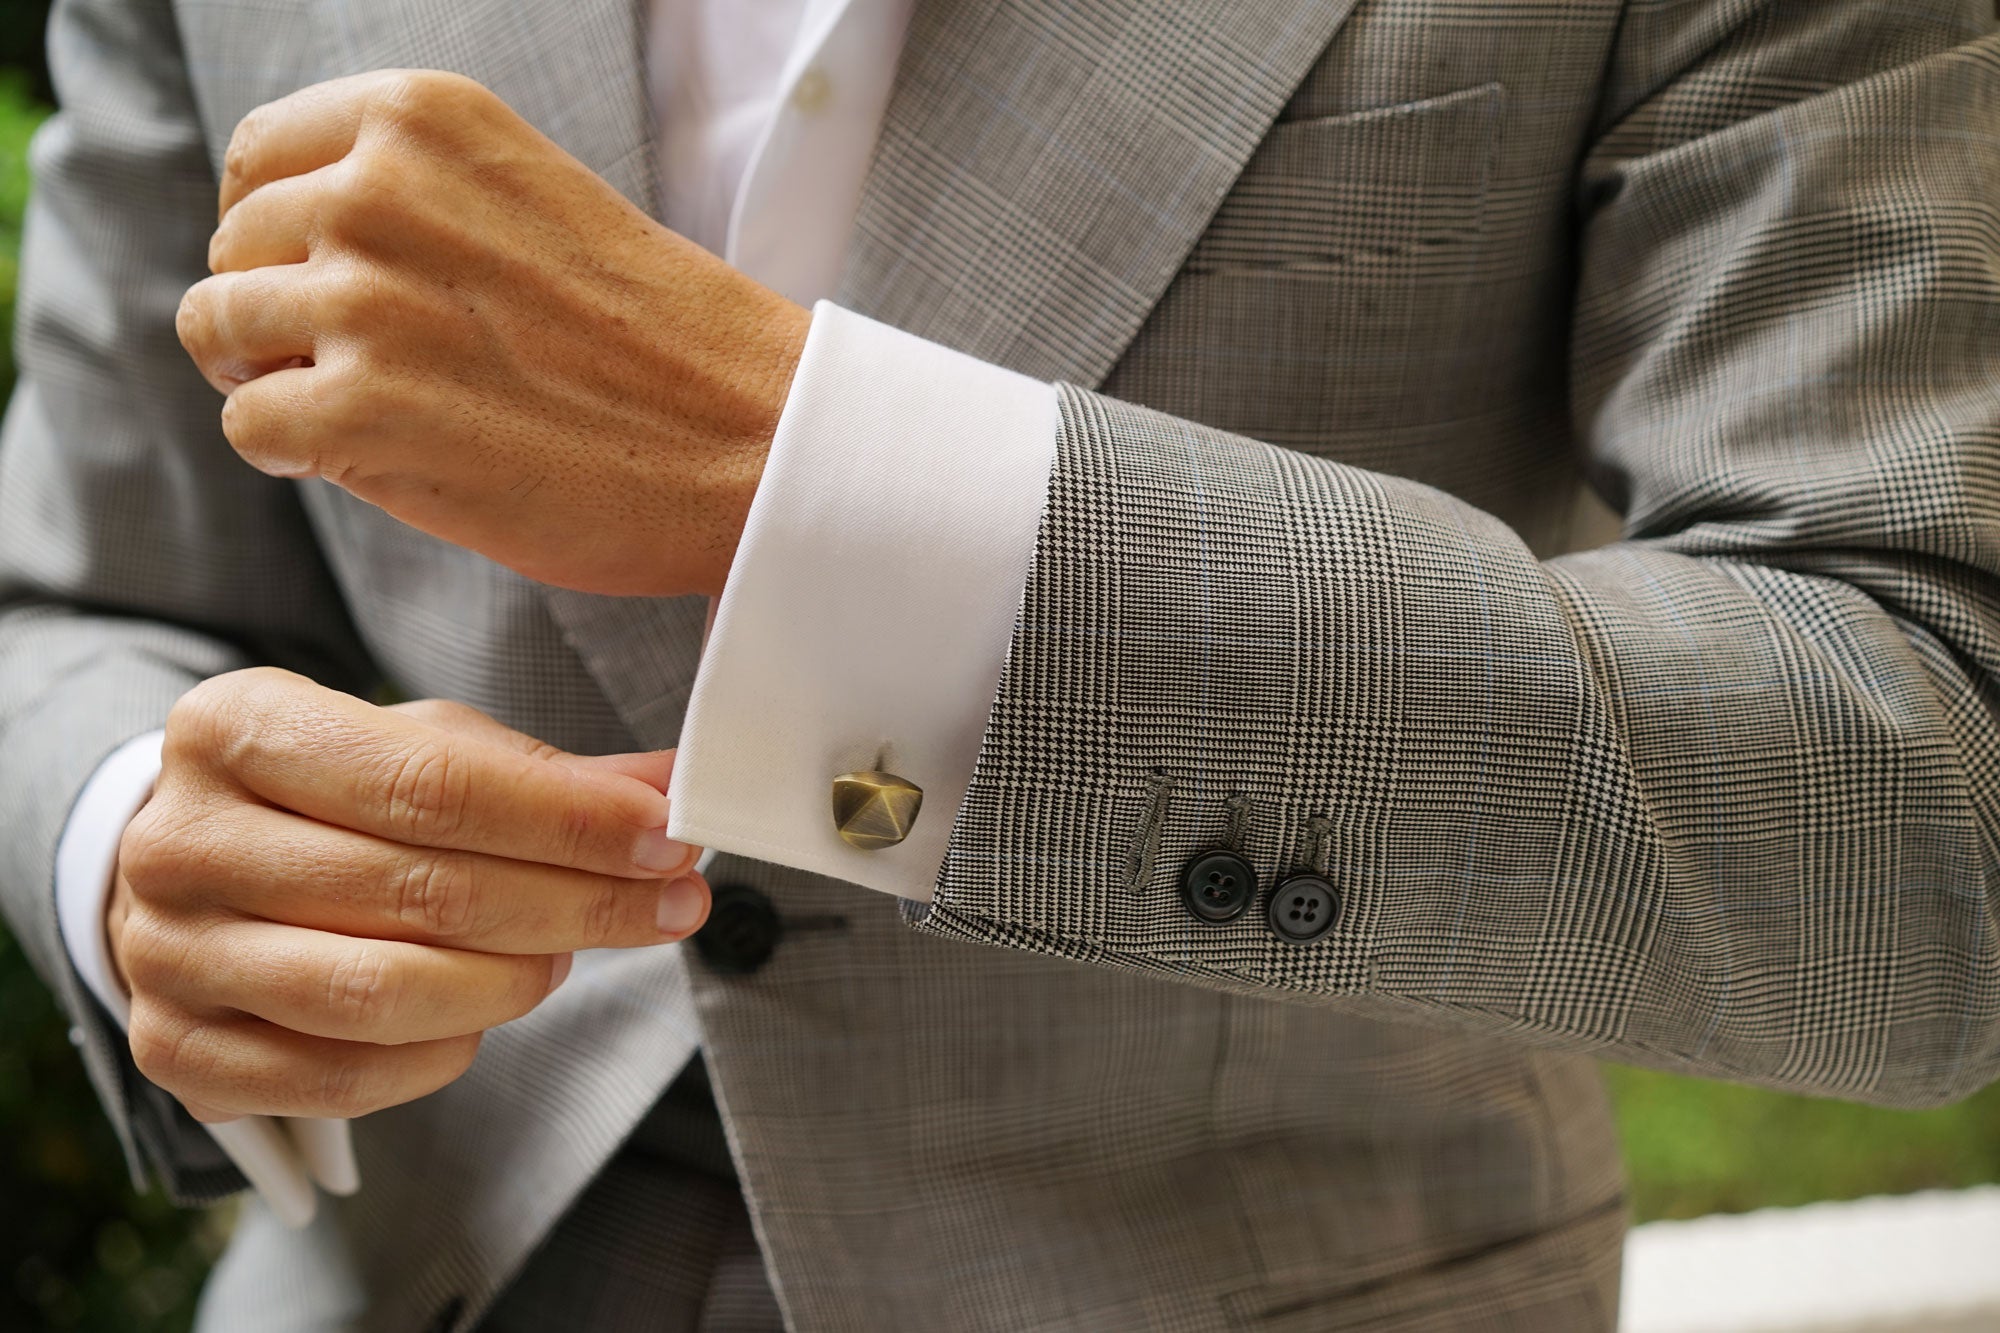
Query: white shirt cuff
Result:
<box><xmin>669</xmin><ymin>301</ymin><xmax>1059</xmax><ymax>899</ymax></box>
<box><xmin>55</xmin><ymin>729</ymin><xmax>164</xmax><ymax>1027</ymax></box>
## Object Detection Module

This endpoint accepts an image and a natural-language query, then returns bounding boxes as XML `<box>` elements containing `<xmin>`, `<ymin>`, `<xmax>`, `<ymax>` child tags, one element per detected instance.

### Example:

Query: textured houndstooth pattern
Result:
<box><xmin>2</xmin><ymin>0</ymin><xmax>1996</xmax><ymax>1329</ymax></box>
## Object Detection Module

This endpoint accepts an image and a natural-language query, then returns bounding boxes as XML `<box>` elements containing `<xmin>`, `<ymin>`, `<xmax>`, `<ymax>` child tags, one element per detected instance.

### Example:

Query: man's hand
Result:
<box><xmin>108</xmin><ymin>667</ymin><xmax>709</xmax><ymax>1123</ymax></box>
<box><xmin>175</xmin><ymin>70</ymin><xmax>811</xmax><ymax>598</ymax></box>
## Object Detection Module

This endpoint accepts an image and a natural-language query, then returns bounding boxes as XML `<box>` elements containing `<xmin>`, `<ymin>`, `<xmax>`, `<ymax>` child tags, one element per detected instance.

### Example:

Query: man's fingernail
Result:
<box><xmin>548</xmin><ymin>953</ymin><xmax>573</xmax><ymax>992</ymax></box>
<box><xmin>657</xmin><ymin>876</ymin><xmax>708</xmax><ymax>936</ymax></box>
<box><xmin>634</xmin><ymin>828</ymin><xmax>695</xmax><ymax>873</ymax></box>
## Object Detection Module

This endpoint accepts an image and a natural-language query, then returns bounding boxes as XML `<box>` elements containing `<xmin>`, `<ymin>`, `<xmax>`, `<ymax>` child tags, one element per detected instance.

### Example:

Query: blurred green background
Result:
<box><xmin>1</xmin><ymin>3</ymin><xmax>1997</xmax><ymax>1329</ymax></box>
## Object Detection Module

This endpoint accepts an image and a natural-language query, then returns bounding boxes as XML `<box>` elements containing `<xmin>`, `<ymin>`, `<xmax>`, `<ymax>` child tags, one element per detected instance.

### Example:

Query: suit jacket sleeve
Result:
<box><xmin>0</xmin><ymin>0</ymin><xmax>376</xmax><ymax>1199</ymax></box>
<box><xmin>910</xmin><ymin>0</ymin><xmax>2000</xmax><ymax>1109</ymax></box>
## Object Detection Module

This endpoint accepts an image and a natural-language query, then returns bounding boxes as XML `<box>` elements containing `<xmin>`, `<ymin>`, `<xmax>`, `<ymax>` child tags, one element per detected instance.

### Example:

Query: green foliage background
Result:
<box><xmin>0</xmin><ymin>6</ymin><xmax>1996</xmax><ymax>1329</ymax></box>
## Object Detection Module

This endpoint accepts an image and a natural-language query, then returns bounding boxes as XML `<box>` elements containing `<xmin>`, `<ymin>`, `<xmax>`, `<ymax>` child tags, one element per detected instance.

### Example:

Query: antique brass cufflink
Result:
<box><xmin>832</xmin><ymin>771</ymin><xmax>923</xmax><ymax>850</ymax></box>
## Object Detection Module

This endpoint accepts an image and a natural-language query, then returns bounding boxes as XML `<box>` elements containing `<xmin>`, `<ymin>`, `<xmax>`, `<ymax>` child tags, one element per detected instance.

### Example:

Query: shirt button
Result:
<box><xmin>791</xmin><ymin>67</ymin><xmax>833</xmax><ymax>115</ymax></box>
<box><xmin>692</xmin><ymin>885</ymin><xmax>782</xmax><ymax>975</ymax></box>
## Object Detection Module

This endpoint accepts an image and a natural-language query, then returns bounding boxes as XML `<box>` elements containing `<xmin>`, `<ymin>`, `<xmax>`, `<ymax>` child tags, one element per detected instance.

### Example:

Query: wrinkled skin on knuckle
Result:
<box><xmin>115</xmin><ymin>799</ymin><xmax>177</xmax><ymax>901</ymax></box>
<box><xmin>313</xmin><ymin>1048</ymin><xmax>379</xmax><ymax>1117</ymax></box>
<box><xmin>536</xmin><ymin>765</ymin><xmax>619</xmax><ymax>868</ymax></box>
<box><xmin>217</xmin><ymin>390</ymin><xmax>260</xmax><ymax>458</ymax></box>
<box><xmin>115</xmin><ymin>797</ymin><xmax>227</xmax><ymax>914</ymax></box>
<box><xmin>381</xmin><ymin>737</ymin><xmax>470</xmax><ymax>843</ymax></box>
<box><xmin>112</xmin><ymin>906</ymin><xmax>182</xmax><ymax>999</ymax></box>
<box><xmin>128</xmin><ymin>1001</ymin><xmax>217</xmax><ymax>1098</ymax></box>
<box><xmin>220</xmin><ymin>105</ymin><xmax>268</xmax><ymax>202</ymax></box>
<box><xmin>174</xmin><ymin>284</ymin><xmax>216</xmax><ymax>362</ymax></box>
<box><xmin>206</xmin><ymin>212</ymin><xmax>240</xmax><ymax>273</ymax></box>
<box><xmin>557</xmin><ymin>788</ymin><xmax>597</xmax><ymax>867</ymax></box>
<box><xmin>579</xmin><ymin>877</ymin><xmax>628</xmax><ymax>946</ymax></box>
<box><xmin>166</xmin><ymin>668</ymin><xmax>288</xmax><ymax>779</ymax></box>
<box><xmin>321</xmin><ymin>942</ymin><xmax>400</xmax><ymax>1036</ymax></box>
<box><xmin>163</xmin><ymin>681</ymin><xmax>227</xmax><ymax>770</ymax></box>
<box><xmin>393</xmin><ymin>851</ymin><xmax>479</xmax><ymax>942</ymax></box>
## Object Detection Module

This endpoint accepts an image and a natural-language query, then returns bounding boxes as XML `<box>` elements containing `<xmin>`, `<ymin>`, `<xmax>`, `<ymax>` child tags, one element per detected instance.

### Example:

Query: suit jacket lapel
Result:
<box><xmin>315</xmin><ymin>0</ymin><xmax>658</xmax><ymax>213</ymax></box>
<box><xmin>836</xmin><ymin>0</ymin><xmax>1361</xmax><ymax>387</ymax></box>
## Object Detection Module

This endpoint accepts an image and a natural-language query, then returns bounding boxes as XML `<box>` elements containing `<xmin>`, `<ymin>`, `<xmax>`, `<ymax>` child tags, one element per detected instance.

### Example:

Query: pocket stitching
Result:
<box><xmin>1188</xmin><ymin>81</ymin><xmax>1507</xmax><ymax>275</ymax></box>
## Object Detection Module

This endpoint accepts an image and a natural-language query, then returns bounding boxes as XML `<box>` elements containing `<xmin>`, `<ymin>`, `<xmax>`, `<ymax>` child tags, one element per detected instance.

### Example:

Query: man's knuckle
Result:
<box><xmin>580</xmin><ymin>880</ymin><xmax>626</xmax><ymax>944</ymax></box>
<box><xmin>314</xmin><ymin>1052</ymin><xmax>377</xmax><ymax>1116</ymax></box>
<box><xmin>376</xmin><ymin>69</ymin><xmax>480</xmax><ymax>125</ymax></box>
<box><xmin>318</xmin><ymin>161</ymin><xmax>396</xmax><ymax>246</ymax></box>
<box><xmin>393</xmin><ymin>852</ymin><xmax>477</xmax><ymax>940</ymax></box>
<box><xmin>382</xmin><ymin>740</ymin><xmax>469</xmax><ymax>841</ymax></box>
<box><xmin>115</xmin><ymin>911</ymin><xmax>178</xmax><ymax>995</ymax></box>
<box><xmin>130</xmin><ymin>1005</ymin><xmax>214</xmax><ymax>1091</ymax></box>
<box><xmin>121</xmin><ymin>815</ymin><xmax>223</xmax><ymax>911</ymax></box>
<box><xmin>167</xmin><ymin>669</ymin><xmax>284</xmax><ymax>771</ymax></box>
<box><xmin>323</xmin><ymin>945</ymin><xmax>399</xmax><ymax>1031</ymax></box>
<box><xmin>205</xmin><ymin>217</ymin><xmax>234</xmax><ymax>271</ymax></box>
<box><xmin>395</xmin><ymin>698</ymin><xmax>479</xmax><ymax>730</ymax></box>
<box><xmin>116</xmin><ymin>805</ymin><xmax>174</xmax><ymax>894</ymax></box>
<box><xmin>174</xmin><ymin>286</ymin><xmax>213</xmax><ymax>354</ymax></box>
<box><xmin>552</xmin><ymin>772</ymin><xmax>596</xmax><ymax>865</ymax></box>
<box><xmin>217</xmin><ymin>391</ymin><xmax>257</xmax><ymax>449</ymax></box>
<box><xmin>126</xmin><ymin>1005</ymin><xmax>176</xmax><ymax>1082</ymax></box>
<box><xmin>222</xmin><ymin>111</ymin><xmax>263</xmax><ymax>187</ymax></box>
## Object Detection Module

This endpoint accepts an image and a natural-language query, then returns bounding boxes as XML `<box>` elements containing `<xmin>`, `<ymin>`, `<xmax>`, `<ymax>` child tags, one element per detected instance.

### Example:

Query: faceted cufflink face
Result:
<box><xmin>831</xmin><ymin>771</ymin><xmax>923</xmax><ymax>850</ymax></box>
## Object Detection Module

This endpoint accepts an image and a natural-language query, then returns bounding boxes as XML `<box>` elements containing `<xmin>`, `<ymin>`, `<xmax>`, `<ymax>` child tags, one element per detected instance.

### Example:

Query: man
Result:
<box><xmin>3</xmin><ymin>0</ymin><xmax>1997</xmax><ymax>1327</ymax></box>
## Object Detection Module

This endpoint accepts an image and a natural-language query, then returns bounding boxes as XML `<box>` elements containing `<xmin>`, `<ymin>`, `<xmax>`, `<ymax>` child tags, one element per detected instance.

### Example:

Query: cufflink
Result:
<box><xmin>832</xmin><ymin>771</ymin><xmax>923</xmax><ymax>849</ymax></box>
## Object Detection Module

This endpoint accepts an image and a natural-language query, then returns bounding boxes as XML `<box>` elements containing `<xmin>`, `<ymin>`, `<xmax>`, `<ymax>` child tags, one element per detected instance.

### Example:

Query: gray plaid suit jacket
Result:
<box><xmin>4</xmin><ymin>0</ymin><xmax>1998</xmax><ymax>1328</ymax></box>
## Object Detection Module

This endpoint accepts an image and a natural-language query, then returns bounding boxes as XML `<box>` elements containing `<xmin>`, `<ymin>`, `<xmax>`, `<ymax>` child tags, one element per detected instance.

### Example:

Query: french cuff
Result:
<box><xmin>669</xmin><ymin>301</ymin><xmax>1059</xmax><ymax>900</ymax></box>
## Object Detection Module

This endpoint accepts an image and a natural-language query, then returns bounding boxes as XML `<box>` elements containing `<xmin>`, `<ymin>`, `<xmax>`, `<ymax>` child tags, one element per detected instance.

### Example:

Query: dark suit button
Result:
<box><xmin>1180</xmin><ymin>849</ymin><xmax>1257</xmax><ymax>923</ymax></box>
<box><xmin>1269</xmin><ymin>873</ymin><xmax>1340</xmax><ymax>944</ymax></box>
<box><xmin>424</xmin><ymin>1296</ymin><xmax>465</xmax><ymax>1333</ymax></box>
<box><xmin>692</xmin><ymin>885</ymin><xmax>780</xmax><ymax>974</ymax></box>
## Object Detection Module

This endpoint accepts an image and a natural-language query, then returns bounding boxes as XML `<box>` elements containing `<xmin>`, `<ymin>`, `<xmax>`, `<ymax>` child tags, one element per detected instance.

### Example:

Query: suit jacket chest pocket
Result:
<box><xmin>1106</xmin><ymin>82</ymin><xmax>1508</xmax><ymax>446</ymax></box>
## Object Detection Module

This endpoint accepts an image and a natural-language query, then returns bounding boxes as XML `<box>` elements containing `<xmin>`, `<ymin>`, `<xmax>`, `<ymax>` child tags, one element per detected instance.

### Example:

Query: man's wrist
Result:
<box><xmin>689</xmin><ymin>294</ymin><xmax>811</xmax><ymax>597</ymax></box>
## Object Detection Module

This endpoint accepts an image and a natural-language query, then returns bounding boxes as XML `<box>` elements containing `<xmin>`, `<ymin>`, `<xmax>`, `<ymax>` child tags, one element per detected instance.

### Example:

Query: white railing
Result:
<box><xmin>1621</xmin><ymin>1186</ymin><xmax>2000</xmax><ymax>1332</ymax></box>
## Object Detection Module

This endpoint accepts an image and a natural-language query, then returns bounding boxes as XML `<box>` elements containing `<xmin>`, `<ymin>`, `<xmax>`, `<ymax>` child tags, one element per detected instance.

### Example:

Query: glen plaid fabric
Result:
<box><xmin>905</xmin><ymin>0</ymin><xmax>2000</xmax><ymax>1110</ymax></box>
<box><xmin>0</xmin><ymin>0</ymin><xmax>1995</xmax><ymax>1331</ymax></box>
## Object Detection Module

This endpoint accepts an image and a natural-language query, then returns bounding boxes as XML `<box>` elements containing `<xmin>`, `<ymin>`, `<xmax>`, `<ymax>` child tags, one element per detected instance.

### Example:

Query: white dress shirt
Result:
<box><xmin>54</xmin><ymin>0</ymin><xmax>1058</xmax><ymax>1222</ymax></box>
